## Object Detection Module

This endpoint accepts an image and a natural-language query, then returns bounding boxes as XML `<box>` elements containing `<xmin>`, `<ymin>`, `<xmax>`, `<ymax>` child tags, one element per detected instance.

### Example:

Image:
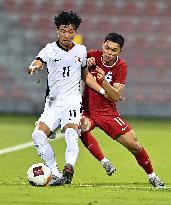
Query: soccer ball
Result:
<box><xmin>27</xmin><ymin>163</ymin><xmax>52</xmax><ymax>186</ymax></box>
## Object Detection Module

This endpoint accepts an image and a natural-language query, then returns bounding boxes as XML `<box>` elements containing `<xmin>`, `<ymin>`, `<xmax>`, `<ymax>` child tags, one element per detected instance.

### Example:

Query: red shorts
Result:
<box><xmin>83</xmin><ymin>112</ymin><xmax>131</xmax><ymax>140</ymax></box>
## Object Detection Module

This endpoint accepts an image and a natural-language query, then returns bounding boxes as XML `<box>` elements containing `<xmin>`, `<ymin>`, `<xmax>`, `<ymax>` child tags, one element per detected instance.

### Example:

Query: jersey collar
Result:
<box><xmin>101</xmin><ymin>56</ymin><xmax>118</xmax><ymax>67</ymax></box>
<box><xmin>56</xmin><ymin>41</ymin><xmax>75</xmax><ymax>52</ymax></box>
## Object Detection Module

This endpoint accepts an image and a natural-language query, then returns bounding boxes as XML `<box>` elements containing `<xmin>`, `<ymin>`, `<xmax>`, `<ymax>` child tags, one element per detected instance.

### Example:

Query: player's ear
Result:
<box><xmin>56</xmin><ymin>29</ymin><xmax>59</xmax><ymax>37</ymax></box>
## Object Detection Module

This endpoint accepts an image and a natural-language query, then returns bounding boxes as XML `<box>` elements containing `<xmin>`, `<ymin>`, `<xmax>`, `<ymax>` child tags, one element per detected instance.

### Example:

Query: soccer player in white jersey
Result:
<box><xmin>27</xmin><ymin>11</ymin><xmax>107</xmax><ymax>186</ymax></box>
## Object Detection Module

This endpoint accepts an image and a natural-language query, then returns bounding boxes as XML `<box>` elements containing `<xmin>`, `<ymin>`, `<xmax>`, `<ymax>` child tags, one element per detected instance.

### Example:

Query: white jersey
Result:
<box><xmin>37</xmin><ymin>41</ymin><xmax>87</xmax><ymax>102</ymax></box>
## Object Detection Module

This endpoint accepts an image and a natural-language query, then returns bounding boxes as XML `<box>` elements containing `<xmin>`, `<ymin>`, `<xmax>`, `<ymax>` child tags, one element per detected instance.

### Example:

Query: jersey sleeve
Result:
<box><xmin>81</xmin><ymin>46</ymin><xmax>87</xmax><ymax>69</ymax></box>
<box><xmin>87</xmin><ymin>50</ymin><xmax>96</xmax><ymax>58</ymax></box>
<box><xmin>36</xmin><ymin>44</ymin><xmax>50</xmax><ymax>63</ymax></box>
<box><xmin>114</xmin><ymin>61</ymin><xmax>127</xmax><ymax>85</ymax></box>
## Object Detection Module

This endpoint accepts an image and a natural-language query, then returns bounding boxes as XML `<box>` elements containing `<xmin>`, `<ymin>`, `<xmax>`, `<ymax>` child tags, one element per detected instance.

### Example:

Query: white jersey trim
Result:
<box><xmin>101</xmin><ymin>56</ymin><xmax>118</xmax><ymax>67</ymax></box>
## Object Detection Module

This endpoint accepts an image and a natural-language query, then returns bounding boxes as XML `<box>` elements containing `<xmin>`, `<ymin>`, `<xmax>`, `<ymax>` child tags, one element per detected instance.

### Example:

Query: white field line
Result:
<box><xmin>0</xmin><ymin>134</ymin><xmax>63</xmax><ymax>155</ymax></box>
<box><xmin>1</xmin><ymin>180</ymin><xmax>171</xmax><ymax>189</ymax></box>
<box><xmin>76</xmin><ymin>184</ymin><xmax>171</xmax><ymax>190</ymax></box>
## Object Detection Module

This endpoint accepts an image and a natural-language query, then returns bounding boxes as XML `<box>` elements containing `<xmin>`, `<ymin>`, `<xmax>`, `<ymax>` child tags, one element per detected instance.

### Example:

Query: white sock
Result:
<box><xmin>148</xmin><ymin>172</ymin><xmax>156</xmax><ymax>179</ymax></box>
<box><xmin>101</xmin><ymin>157</ymin><xmax>109</xmax><ymax>165</ymax></box>
<box><xmin>50</xmin><ymin>164</ymin><xmax>62</xmax><ymax>178</ymax></box>
<box><xmin>32</xmin><ymin>130</ymin><xmax>61</xmax><ymax>177</ymax></box>
<box><xmin>64</xmin><ymin>128</ymin><xmax>79</xmax><ymax>166</ymax></box>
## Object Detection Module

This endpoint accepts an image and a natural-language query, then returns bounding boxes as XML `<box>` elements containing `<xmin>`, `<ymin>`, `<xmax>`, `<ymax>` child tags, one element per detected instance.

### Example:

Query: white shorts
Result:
<box><xmin>37</xmin><ymin>95</ymin><xmax>82</xmax><ymax>132</ymax></box>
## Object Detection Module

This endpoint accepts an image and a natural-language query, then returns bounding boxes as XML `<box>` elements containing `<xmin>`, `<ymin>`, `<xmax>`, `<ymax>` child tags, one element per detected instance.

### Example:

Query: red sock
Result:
<box><xmin>80</xmin><ymin>131</ymin><xmax>104</xmax><ymax>161</ymax></box>
<box><xmin>135</xmin><ymin>147</ymin><xmax>153</xmax><ymax>174</ymax></box>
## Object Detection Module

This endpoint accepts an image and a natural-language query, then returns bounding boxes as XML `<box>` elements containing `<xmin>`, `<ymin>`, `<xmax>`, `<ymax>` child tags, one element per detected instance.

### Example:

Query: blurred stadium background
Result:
<box><xmin>0</xmin><ymin>0</ymin><xmax>171</xmax><ymax>117</ymax></box>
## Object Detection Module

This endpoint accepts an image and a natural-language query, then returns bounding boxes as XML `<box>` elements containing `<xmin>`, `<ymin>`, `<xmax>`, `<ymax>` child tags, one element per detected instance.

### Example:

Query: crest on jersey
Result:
<box><xmin>75</xmin><ymin>56</ymin><xmax>81</xmax><ymax>63</ymax></box>
<box><xmin>105</xmin><ymin>71</ymin><xmax>113</xmax><ymax>83</ymax></box>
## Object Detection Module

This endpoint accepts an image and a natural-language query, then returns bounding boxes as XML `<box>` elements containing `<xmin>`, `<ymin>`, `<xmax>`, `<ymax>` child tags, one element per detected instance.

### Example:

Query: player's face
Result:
<box><xmin>102</xmin><ymin>40</ymin><xmax>121</xmax><ymax>65</ymax></box>
<box><xmin>57</xmin><ymin>24</ymin><xmax>76</xmax><ymax>49</ymax></box>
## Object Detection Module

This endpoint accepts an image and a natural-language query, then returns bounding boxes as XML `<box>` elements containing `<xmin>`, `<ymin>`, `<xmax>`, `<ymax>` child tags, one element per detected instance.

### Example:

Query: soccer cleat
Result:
<box><xmin>48</xmin><ymin>164</ymin><xmax>74</xmax><ymax>186</ymax></box>
<box><xmin>47</xmin><ymin>176</ymin><xmax>67</xmax><ymax>186</ymax></box>
<box><xmin>47</xmin><ymin>175</ymin><xmax>65</xmax><ymax>186</ymax></box>
<box><xmin>102</xmin><ymin>161</ymin><xmax>116</xmax><ymax>176</ymax></box>
<box><xmin>149</xmin><ymin>176</ymin><xmax>165</xmax><ymax>188</ymax></box>
<box><xmin>62</xmin><ymin>163</ymin><xmax>74</xmax><ymax>184</ymax></box>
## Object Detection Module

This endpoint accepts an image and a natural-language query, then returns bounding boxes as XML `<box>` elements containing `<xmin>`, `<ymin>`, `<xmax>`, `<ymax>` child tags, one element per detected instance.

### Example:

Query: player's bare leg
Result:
<box><xmin>32</xmin><ymin>121</ymin><xmax>62</xmax><ymax>185</ymax></box>
<box><xmin>80</xmin><ymin>116</ymin><xmax>92</xmax><ymax>132</ymax></box>
<box><xmin>80</xmin><ymin>117</ymin><xmax>116</xmax><ymax>176</ymax></box>
<box><xmin>116</xmin><ymin>130</ymin><xmax>165</xmax><ymax>188</ymax></box>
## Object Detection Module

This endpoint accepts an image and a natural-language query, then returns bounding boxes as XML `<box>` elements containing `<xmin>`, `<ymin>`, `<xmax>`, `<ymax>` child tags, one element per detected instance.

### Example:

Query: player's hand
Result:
<box><xmin>28</xmin><ymin>65</ymin><xmax>43</xmax><ymax>75</ymax></box>
<box><xmin>96</xmin><ymin>66</ymin><xmax>105</xmax><ymax>84</ymax></box>
<box><xmin>87</xmin><ymin>57</ymin><xmax>96</xmax><ymax>68</ymax></box>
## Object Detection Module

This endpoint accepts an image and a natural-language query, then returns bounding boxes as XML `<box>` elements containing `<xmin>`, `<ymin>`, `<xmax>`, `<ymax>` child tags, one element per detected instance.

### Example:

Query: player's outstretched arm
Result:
<box><xmin>27</xmin><ymin>60</ymin><xmax>43</xmax><ymax>75</ymax></box>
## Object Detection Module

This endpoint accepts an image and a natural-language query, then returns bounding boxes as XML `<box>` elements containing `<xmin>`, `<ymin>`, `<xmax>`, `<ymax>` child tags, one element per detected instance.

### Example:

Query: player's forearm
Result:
<box><xmin>85</xmin><ymin>72</ymin><xmax>102</xmax><ymax>93</ymax></box>
<box><xmin>102</xmin><ymin>79</ymin><xmax>121</xmax><ymax>101</ymax></box>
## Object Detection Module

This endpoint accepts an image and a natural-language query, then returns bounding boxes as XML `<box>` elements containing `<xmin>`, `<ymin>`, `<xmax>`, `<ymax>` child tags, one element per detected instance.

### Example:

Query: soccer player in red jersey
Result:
<box><xmin>80</xmin><ymin>33</ymin><xmax>165</xmax><ymax>188</ymax></box>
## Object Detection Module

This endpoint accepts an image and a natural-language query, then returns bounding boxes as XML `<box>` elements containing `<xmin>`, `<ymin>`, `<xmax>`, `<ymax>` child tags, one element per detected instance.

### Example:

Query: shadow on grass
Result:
<box><xmin>1</xmin><ymin>181</ymin><xmax>171</xmax><ymax>192</ymax></box>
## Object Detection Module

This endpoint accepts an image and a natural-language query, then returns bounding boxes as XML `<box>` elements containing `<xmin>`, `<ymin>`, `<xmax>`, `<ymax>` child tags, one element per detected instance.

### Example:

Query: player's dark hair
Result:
<box><xmin>54</xmin><ymin>10</ymin><xmax>82</xmax><ymax>30</ymax></box>
<box><xmin>104</xmin><ymin>33</ymin><xmax>124</xmax><ymax>48</ymax></box>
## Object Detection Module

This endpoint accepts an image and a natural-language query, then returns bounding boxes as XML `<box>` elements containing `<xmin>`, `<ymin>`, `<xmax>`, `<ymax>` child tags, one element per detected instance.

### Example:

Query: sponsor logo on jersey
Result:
<box><xmin>75</xmin><ymin>56</ymin><xmax>81</xmax><ymax>63</ymax></box>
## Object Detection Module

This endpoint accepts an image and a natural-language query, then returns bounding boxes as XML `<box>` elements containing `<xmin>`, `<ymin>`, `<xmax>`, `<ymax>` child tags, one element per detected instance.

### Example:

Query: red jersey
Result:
<box><xmin>83</xmin><ymin>50</ymin><xmax>127</xmax><ymax>115</ymax></box>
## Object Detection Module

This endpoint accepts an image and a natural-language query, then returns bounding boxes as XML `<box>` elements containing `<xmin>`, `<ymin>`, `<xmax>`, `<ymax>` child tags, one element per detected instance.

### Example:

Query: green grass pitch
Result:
<box><xmin>0</xmin><ymin>115</ymin><xmax>171</xmax><ymax>205</ymax></box>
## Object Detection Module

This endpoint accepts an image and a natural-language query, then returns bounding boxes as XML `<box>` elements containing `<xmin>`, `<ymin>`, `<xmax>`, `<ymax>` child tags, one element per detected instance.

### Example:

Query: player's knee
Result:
<box><xmin>80</xmin><ymin>117</ymin><xmax>91</xmax><ymax>131</ymax></box>
<box><xmin>129</xmin><ymin>142</ymin><xmax>142</xmax><ymax>154</ymax></box>
<box><xmin>32</xmin><ymin>130</ymin><xmax>47</xmax><ymax>145</ymax></box>
<box><xmin>135</xmin><ymin>142</ymin><xmax>142</xmax><ymax>152</ymax></box>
